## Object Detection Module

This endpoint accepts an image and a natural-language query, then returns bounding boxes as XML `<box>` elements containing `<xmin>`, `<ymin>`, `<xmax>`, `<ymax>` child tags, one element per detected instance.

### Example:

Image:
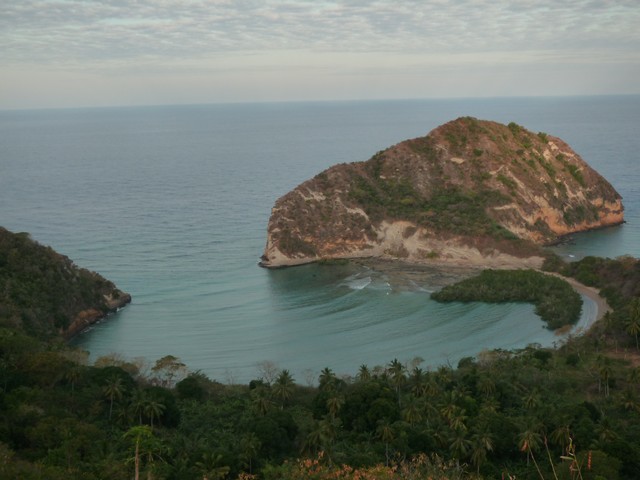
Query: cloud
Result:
<box><xmin>3</xmin><ymin>0</ymin><xmax>639</xmax><ymax>64</ymax></box>
<box><xmin>1</xmin><ymin>0</ymin><xmax>639</xmax><ymax>107</ymax></box>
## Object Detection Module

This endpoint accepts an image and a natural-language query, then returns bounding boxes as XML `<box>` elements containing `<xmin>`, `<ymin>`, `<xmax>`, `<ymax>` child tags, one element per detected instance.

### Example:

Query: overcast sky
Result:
<box><xmin>1</xmin><ymin>0</ymin><xmax>639</xmax><ymax>109</ymax></box>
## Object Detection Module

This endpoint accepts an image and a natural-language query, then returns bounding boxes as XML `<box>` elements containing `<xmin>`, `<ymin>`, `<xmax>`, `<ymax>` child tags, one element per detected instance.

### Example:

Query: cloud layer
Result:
<box><xmin>2</xmin><ymin>0</ymin><xmax>639</xmax><ymax>108</ymax></box>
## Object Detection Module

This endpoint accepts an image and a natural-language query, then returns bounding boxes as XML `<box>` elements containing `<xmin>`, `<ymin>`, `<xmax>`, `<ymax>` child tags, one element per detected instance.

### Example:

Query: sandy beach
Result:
<box><xmin>357</xmin><ymin>257</ymin><xmax>611</xmax><ymax>333</ymax></box>
<box><xmin>546</xmin><ymin>272</ymin><xmax>611</xmax><ymax>323</ymax></box>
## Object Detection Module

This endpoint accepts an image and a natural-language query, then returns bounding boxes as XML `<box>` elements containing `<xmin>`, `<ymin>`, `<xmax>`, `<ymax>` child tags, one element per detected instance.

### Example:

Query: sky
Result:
<box><xmin>1</xmin><ymin>0</ymin><xmax>640</xmax><ymax>110</ymax></box>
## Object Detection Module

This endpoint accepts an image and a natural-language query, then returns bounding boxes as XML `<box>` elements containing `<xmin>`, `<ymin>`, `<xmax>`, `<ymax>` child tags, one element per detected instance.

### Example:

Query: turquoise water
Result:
<box><xmin>1</xmin><ymin>97</ymin><xmax>638</xmax><ymax>383</ymax></box>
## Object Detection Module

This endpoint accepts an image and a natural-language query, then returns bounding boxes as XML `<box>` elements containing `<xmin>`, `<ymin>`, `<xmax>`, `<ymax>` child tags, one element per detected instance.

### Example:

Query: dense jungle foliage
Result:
<box><xmin>2</xmin><ymin>234</ymin><xmax>640</xmax><ymax>479</ymax></box>
<box><xmin>431</xmin><ymin>269</ymin><xmax>583</xmax><ymax>329</ymax></box>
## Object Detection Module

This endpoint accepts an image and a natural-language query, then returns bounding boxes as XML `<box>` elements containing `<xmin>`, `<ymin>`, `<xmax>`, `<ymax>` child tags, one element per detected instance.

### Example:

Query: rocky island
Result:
<box><xmin>260</xmin><ymin>117</ymin><xmax>623</xmax><ymax>268</ymax></box>
<box><xmin>0</xmin><ymin>226</ymin><xmax>131</xmax><ymax>339</ymax></box>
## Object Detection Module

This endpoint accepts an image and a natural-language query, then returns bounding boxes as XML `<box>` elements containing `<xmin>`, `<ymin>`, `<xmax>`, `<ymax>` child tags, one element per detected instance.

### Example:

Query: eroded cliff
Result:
<box><xmin>261</xmin><ymin>117</ymin><xmax>623</xmax><ymax>268</ymax></box>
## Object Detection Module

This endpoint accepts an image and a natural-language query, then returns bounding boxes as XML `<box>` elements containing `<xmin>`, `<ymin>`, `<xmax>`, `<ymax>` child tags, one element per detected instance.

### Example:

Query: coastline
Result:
<box><xmin>546</xmin><ymin>273</ymin><xmax>611</xmax><ymax>325</ymax></box>
<box><xmin>353</xmin><ymin>257</ymin><xmax>611</xmax><ymax>334</ymax></box>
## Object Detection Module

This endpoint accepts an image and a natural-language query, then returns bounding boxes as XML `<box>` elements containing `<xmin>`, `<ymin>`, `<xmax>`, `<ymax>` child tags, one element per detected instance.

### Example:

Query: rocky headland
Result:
<box><xmin>0</xmin><ymin>227</ymin><xmax>131</xmax><ymax>339</ymax></box>
<box><xmin>261</xmin><ymin>117</ymin><xmax>623</xmax><ymax>269</ymax></box>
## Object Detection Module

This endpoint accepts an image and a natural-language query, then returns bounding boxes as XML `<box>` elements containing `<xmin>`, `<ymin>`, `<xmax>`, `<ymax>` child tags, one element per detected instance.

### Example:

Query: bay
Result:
<box><xmin>1</xmin><ymin>96</ymin><xmax>638</xmax><ymax>383</ymax></box>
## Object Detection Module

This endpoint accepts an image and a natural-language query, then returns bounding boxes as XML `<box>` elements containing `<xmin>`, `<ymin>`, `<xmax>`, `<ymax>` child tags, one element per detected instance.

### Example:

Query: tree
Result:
<box><xmin>195</xmin><ymin>453</ymin><xmax>230</xmax><ymax>480</ymax></box>
<box><xmin>550</xmin><ymin>424</ymin><xmax>572</xmax><ymax>453</ymax></box>
<box><xmin>239</xmin><ymin>433</ymin><xmax>261</xmax><ymax>474</ymax></box>
<box><xmin>319</xmin><ymin>367</ymin><xmax>337</xmax><ymax>392</ymax></box>
<box><xmin>326</xmin><ymin>394</ymin><xmax>344</xmax><ymax>419</ymax></box>
<box><xmin>376</xmin><ymin>420</ymin><xmax>395</xmax><ymax>466</ymax></box>
<box><xmin>476</xmin><ymin>375</ymin><xmax>496</xmax><ymax>399</ymax></box>
<box><xmin>625</xmin><ymin>297</ymin><xmax>640</xmax><ymax>350</ymax></box>
<box><xmin>131</xmin><ymin>389</ymin><xmax>148</xmax><ymax>425</ymax></box>
<box><xmin>63</xmin><ymin>364</ymin><xmax>82</xmax><ymax>397</ymax></box>
<box><xmin>103</xmin><ymin>375</ymin><xmax>125</xmax><ymax>421</ymax></box>
<box><xmin>519</xmin><ymin>427</ymin><xmax>542</xmax><ymax>467</ymax></box>
<box><xmin>387</xmin><ymin>358</ymin><xmax>406</xmax><ymax>407</ymax></box>
<box><xmin>255</xmin><ymin>360</ymin><xmax>279</xmax><ymax>385</ymax></box>
<box><xmin>151</xmin><ymin>355</ymin><xmax>187</xmax><ymax>388</ymax></box>
<box><xmin>357</xmin><ymin>364</ymin><xmax>371</xmax><ymax>382</ymax></box>
<box><xmin>470</xmin><ymin>432</ymin><xmax>493</xmax><ymax>475</ymax></box>
<box><xmin>449</xmin><ymin>431</ymin><xmax>472</xmax><ymax>461</ymax></box>
<box><xmin>597</xmin><ymin>356</ymin><xmax>613</xmax><ymax>397</ymax></box>
<box><xmin>123</xmin><ymin>425</ymin><xmax>156</xmax><ymax>480</ymax></box>
<box><xmin>409</xmin><ymin>367</ymin><xmax>427</xmax><ymax>397</ymax></box>
<box><xmin>402</xmin><ymin>398</ymin><xmax>423</xmax><ymax>426</ymax></box>
<box><xmin>143</xmin><ymin>398</ymin><xmax>165</xmax><ymax>428</ymax></box>
<box><xmin>273</xmin><ymin>369</ymin><xmax>295</xmax><ymax>410</ymax></box>
<box><xmin>523</xmin><ymin>389</ymin><xmax>542</xmax><ymax>410</ymax></box>
<box><xmin>251</xmin><ymin>386</ymin><xmax>272</xmax><ymax>416</ymax></box>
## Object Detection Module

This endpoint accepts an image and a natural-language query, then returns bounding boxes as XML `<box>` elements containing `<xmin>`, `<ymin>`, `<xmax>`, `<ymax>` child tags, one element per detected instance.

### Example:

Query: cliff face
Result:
<box><xmin>261</xmin><ymin>117</ymin><xmax>623</xmax><ymax>268</ymax></box>
<box><xmin>0</xmin><ymin>227</ymin><xmax>131</xmax><ymax>339</ymax></box>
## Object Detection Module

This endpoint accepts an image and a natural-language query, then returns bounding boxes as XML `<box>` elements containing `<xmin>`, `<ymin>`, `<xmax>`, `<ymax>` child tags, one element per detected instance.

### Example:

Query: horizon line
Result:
<box><xmin>2</xmin><ymin>93</ymin><xmax>639</xmax><ymax>113</ymax></box>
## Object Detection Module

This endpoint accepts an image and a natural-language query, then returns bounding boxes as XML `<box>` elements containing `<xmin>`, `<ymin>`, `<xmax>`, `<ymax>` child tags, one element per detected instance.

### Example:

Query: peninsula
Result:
<box><xmin>0</xmin><ymin>226</ymin><xmax>131</xmax><ymax>339</ymax></box>
<box><xmin>260</xmin><ymin>117</ymin><xmax>623</xmax><ymax>268</ymax></box>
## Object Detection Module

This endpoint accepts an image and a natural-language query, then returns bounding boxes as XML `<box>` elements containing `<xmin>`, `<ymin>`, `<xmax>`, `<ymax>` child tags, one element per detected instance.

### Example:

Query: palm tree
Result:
<box><xmin>402</xmin><ymin>399</ymin><xmax>423</xmax><ymax>426</ymax></box>
<box><xmin>480</xmin><ymin>398</ymin><xmax>500</xmax><ymax>415</ymax></box>
<box><xmin>518</xmin><ymin>428</ymin><xmax>542</xmax><ymax>466</ymax></box>
<box><xmin>131</xmin><ymin>389</ymin><xmax>148</xmax><ymax>425</ymax></box>
<box><xmin>409</xmin><ymin>367</ymin><xmax>427</xmax><ymax>397</ymax></box>
<box><xmin>273</xmin><ymin>369</ymin><xmax>295</xmax><ymax>409</ymax></box>
<box><xmin>597</xmin><ymin>356</ymin><xmax>613</xmax><ymax>397</ymax></box>
<box><xmin>476</xmin><ymin>376</ymin><xmax>496</xmax><ymax>399</ymax></box>
<box><xmin>621</xmin><ymin>388</ymin><xmax>640</xmax><ymax>412</ymax></box>
<box><xmin>376</xmin><ymin>420</ymin><xmax>395</xmax><ymax>466</ymax></box>
<box><xmin>319</xmin><ymin>367</ymin><xmax>337</xmax><ymax>392</ymax></box>
<box><xmin>449</xmin><ymin>431</ymin><xmax>472</xmax><ymax>461</ymax></box>
<box><xmin>627</xmin><ymin>366</ymin><xmax>640</xmax><ymax>386</ymax></box>
<box><xmin>64</xmin><ymin>364</ymin><xmax>83</xmax><ymax>396</ymax></box>
<box><xmin>523</xmin><ymin>389</ymin><xmax>542</xmax><ymax>410</ymax></box>
<box><xmin>239</xmin><ymin>433</ymin><xmax>261</xmax><ymax>474</ymax></box>
<box><xmin>550</xmin><ymin>424</ymin><xmax>572</xmax><ymax>453</ymax></box>
<box><xmin>123</xmin><ymin>425</ymin><xmax>154</xmax><ymax>480</ymax></box>
<box><xmin>103</xmin><ymin>376</ymin><xmax>125</xmax><ymax>421</ymax></box>
<box><xmin>251</xmin><ymin>387</ymin><xmax>271</xmax><ymax>415</ymax></box>
<box><xmin>595</xmin><ymin>417</ymin><xmax>618</xmax><ymax>445</ymax></box>
<box><xmin>471</xmin><ymin>432</ymin><xmax>494</xmax><ymax>475</ymax></box>
<box><xmin>448</xmin><ymin>407</ymin><xmax>468</xmax><ymax>432</ymax></box>
<box><xmin>326</xmin><ymin>394</ymin><xmax>344</xmax><ymax>419</ymax></box>
<box><xmin>625</xmin><ymin>297</ymin><xmax>640</xmax><ymax>350</ymax></box>
<box><xmin>387</xmin><ymin>358</ymin><xmax>406</xmax><ymax>406</ymax></box>
<box><xmin>357</xmin><ymin>364</ymin><xmax>371</xmax><ymax>382</ymax></box>
<box><xmin>143</xmin><ymin>399</ymin><xmax>165</xmax><ymax>428</ymax></box>
<box><xmin>303</xmin><ymin>422</ymin><xmax>325</xmax><ymax>455</ymax></box>
<box><xmin>195</xmin><ymin>453</ymin><xmax>230</xmax><ymax>480</ymax></box>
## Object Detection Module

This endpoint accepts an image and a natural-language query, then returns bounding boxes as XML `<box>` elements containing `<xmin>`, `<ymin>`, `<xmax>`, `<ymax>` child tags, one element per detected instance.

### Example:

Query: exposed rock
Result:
<box><xmin>64</xmin><ymin>291</ymin><xmax>132</xmax><ymax>339</ymax></box>
<box><xmin>261</xmin><ymin>117</ymin><xmax>623</xmax><ymax>268</ymax></box>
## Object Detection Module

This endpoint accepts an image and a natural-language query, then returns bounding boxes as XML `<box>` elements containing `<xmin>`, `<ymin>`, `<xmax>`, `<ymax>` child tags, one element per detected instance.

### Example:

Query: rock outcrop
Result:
<box><xmin>0</xmin><ymin>227</ymin><xmax>131</xmax><ymax>339</ymax></box>
<box><xmin>260</xmin><ymin>117</ymin><xmax>624</xmax><ymax>268</ymax></box>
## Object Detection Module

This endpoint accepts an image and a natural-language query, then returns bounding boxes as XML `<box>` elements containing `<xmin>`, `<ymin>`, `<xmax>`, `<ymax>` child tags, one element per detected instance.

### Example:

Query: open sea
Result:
<box><xmin>1</xmin><ymin>96</ymin><xmax>639</xmax><ymax>383</ymax></box>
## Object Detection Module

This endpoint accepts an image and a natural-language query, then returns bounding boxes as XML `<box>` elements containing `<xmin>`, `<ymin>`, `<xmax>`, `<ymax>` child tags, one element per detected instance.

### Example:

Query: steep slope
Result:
<box><xmin>261</xmin><ymin>117</ymin><xmax>623</xmax><ymax>268</ymax></box>
<box><xmin>0</xmin><ymin>227</ymin><xmax>131</xmax><ymax>339</ymax></box>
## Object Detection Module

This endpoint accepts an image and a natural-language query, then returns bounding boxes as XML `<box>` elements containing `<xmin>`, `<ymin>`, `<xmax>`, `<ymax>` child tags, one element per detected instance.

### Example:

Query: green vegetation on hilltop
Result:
<box><xmin>349</xmin><ymin>173</ymin><xmax>517</xmax><ymax>241</ymax></box>
<box><xmin>431</xmin><ymin>269</ymin><xmax>583</xmax><ymax>329</ymax></box>
<box><xmin>0</xmin><ymin>227</ymin><xmax>129</xmax><ymax>338</ymax></box>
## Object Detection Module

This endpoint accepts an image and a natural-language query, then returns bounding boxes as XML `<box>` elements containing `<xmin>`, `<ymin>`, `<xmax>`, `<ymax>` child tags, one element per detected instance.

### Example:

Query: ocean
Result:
<box><xmin>1</xmin><ymin>96</ymin><xmax>639</xmax><ymax>383</ymax></box>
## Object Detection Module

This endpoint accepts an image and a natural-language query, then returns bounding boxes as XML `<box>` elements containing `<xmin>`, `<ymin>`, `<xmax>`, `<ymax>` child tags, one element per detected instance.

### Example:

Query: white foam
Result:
<box><xmin>343</xmin><ymin>275</ymin><xmax>372</xmax><ymax>290</ymax></box>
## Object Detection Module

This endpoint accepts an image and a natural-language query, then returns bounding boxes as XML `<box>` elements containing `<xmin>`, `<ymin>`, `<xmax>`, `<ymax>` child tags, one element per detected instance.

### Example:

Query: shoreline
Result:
<box><xmin>353</xmin><ymin>257</ymin><xmax>611</xmax><ymax>333</ymax></box>
<box><xmin>545</xmin><ymin>272</ymin><xmax>611</xmax><ymax>325</ymax></box>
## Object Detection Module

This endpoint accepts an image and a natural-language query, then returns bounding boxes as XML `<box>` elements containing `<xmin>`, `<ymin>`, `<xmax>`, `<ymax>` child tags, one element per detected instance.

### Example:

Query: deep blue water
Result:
<box><xmin>1</xmin><ymin>96</ymin><xmax>639</xmax><ymax>383</ymax></box>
